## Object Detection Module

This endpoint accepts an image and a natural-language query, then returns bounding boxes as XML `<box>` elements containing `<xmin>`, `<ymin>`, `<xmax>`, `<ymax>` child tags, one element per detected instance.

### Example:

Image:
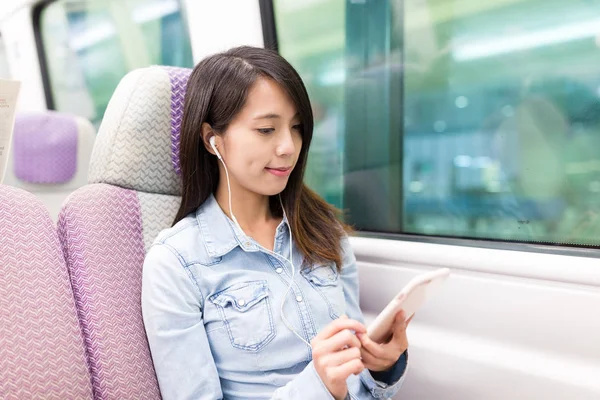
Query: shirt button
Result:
<box><xmin>244</xmin><ymin>241</ymin><xmax>251</xmax><ymax>247</ymax></box>
<box><xmin>275</xmin><ymin>268</ymin><xmax>283</xmax><ymax>274</ymax></box>
<box><xmin>238</xmin><ymin>299</ymin><xmax>246</xmax><ymax>306</ymax></box>
<box><xmin>296</xmin><ymin>296</ymin><xmax>303</xmax><ymax>302</ymax></box>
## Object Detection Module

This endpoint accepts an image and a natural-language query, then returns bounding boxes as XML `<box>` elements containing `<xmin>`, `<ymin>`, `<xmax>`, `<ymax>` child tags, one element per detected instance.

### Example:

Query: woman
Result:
<box><xmin>142</xmin><ymin>46</ymin><xmax>409</xmax><ymax>400</ymax></box>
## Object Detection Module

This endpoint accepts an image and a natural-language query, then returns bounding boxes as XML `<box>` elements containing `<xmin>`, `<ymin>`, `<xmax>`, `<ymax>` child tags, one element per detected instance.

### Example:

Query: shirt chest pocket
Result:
<box><xmin>302</xmin><ymin>264</ymin><xmax>346</xmax><ymax>319</ymax></box>
<box><xmin>209</xmin><ymin>280</ymin><xmax>276</xmax><ymax>352</ymax></box>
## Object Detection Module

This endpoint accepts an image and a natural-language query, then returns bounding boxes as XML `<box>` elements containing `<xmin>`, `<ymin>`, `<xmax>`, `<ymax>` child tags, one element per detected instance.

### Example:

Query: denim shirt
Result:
<box><xmin>141</xmin><ymin>195</ymin><xmax>408</xmax><ymax>400</ymax></box>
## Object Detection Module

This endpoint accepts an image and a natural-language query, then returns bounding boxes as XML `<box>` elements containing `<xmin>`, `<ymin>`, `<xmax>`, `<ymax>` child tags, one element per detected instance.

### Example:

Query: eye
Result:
<box><xmin>292</xmin><ymin>124</ymin><xmax>303</xmax><ymax>131</ymax></box>
<box><xmin>257</xmin><ymin>128</ymin><xmax>275</xmax><ymax>134</ymax></box>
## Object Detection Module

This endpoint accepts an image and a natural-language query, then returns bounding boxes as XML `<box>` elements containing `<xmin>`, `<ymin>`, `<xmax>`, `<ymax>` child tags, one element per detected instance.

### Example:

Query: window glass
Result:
<box><xmin>274</xmin><ymin>0</ymin><xmax>346</xmax><ymax>208</ymax></box>
<box><xmin>274</xmin><ymin>0</ymin><xmax>600</xmax><ymax>246</ymax></box>
<box><xmin>39</xmin><ymin>0</ymin><xmax>194</xmax><ymax>127</ymax></box>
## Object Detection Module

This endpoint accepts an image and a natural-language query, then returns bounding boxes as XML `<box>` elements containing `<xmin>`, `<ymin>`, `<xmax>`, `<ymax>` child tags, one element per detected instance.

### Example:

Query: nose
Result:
<box><xmin>275</xmin><ymin>129</ymin><xmax>297</xmax><ymax>157</ymax></box>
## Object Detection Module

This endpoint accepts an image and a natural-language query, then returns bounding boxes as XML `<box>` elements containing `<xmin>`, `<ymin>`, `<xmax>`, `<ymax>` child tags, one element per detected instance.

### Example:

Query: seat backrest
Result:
<box><xmin>58</xmin><ymin>66</ymin><xmax>192</xmax><ymax>399</ymax></box>
<box><xmin>3</xmin><ymin>111</ymin><xmax>96</xmax><ymax>221</ymax></box>
<box><xmin>0</xmin><ymin>184</ymin><xmax>93</xmax><ymax>400</ymax></box>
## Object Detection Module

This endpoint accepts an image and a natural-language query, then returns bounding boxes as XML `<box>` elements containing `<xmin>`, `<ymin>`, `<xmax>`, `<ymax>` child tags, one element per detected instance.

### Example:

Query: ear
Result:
<box><xmin>201</xmin><ymin>122</ymin><xmax>217</xmax><ymax>155</ymax></box>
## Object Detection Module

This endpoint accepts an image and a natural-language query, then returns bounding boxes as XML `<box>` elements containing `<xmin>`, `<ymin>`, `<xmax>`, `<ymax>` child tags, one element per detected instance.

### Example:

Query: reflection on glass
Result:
<box><xmin>401</xmin><ymin>0</ymin><xmax>600</xmax><ymax>245</ymax></box>
<box><xmin>40</xmin><ymin>0</ymin><xmax>194</xmax><ymax>127</ymax></box>
<box><xmin>273</xmin><ymin>0</ymin><xmax>600</xmax><ymax>245</ymax></box>
<box><xmin>274</xmin><ymin>0</ymin><xmax>346</xmax><ymax>209</ymax></box>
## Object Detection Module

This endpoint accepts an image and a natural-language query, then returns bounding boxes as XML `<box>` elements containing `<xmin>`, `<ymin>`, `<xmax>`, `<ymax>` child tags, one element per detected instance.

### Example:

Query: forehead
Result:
<box><xmin>239</xmin><ymin>77</ymin><xmax>298</xmax><ymax>119</ymax></box>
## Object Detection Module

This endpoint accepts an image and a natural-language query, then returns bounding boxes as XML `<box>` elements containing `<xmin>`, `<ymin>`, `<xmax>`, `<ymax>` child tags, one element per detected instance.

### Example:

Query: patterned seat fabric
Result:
<box><xmin>0</xmin><ymin>185</ymin><xmax>93</xmax><ymax>400</ymax></box>
<box><xmin>58</xmin><ymin>66</ymin><xmax>191</xmax><ymax>399</ymax></box>
<box><xmin>3</xmin><ymin>111</ymin><xmax>96</xmax><ymax>221</ymax></box>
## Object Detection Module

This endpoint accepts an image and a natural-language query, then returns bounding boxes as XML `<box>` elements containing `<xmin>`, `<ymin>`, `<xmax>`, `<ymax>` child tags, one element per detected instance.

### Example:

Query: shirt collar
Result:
<box><xmin>196</xmin><ymin>194</ymin><xmax>290</xmax><ymax>258</ymax></box>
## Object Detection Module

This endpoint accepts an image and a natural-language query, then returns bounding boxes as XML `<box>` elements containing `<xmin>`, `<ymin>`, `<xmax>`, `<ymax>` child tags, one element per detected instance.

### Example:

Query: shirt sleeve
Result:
<box><xmin>339</xmin><ymin>237</ymin><xmax>409</xmax><ymax>399</ymax></box>
<box><xmin>141</xmin><ymin>244</ymin><xmax>223</xmax><ymax>400</ymax></box>
<box><xmin>270</xmin><ymin>361</ymin><xmax>335</xmax><ymax>400</ymax></box>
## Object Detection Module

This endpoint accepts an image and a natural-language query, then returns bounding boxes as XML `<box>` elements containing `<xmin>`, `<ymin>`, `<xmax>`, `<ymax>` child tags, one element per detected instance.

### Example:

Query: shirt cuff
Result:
<box><xmin>359</xmin><ymin>350</ymin><xmax>409</xmax><ymax>398</ymax></box>
<box><xmin>306</xmin><ymin>361</ymin><xmax>336</xmax><ymax>400</ymax></box>
<box><xmin>271</xmin><ymin>361</ymin><xmax>335</xmax><ymax>400</ymax></box>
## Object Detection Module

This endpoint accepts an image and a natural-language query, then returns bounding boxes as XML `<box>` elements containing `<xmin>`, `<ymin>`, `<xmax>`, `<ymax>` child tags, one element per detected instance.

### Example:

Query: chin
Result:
<box><xmin>253</xmin><ymin>182</ymin><xmax>289</xmax><ymax>197</ymax></box>
<box><xmin>263</xmin><ymin>187</ymin><xmax>287</xmax><ymax>197</ymax></box>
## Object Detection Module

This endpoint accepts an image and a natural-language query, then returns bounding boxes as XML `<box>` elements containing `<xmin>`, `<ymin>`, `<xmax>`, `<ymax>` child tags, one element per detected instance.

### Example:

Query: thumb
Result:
<box><xmin>393</xmin><ymin>311</ymin><xmax>408</xmax><ymax>335</ymax></box>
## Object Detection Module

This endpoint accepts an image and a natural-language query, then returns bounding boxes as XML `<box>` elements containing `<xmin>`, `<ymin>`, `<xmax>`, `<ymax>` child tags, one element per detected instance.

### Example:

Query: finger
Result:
<box><xmin>391</xmin><ymin>313</ymin><xmax>410</xmax><ymax>348</ymax></box>
<box><xmin>356</xmin><ymin>332</ymin><xmax>387</xmax><ymax>359</ymax></box>
<box><xmin>392</xmin><ymin>311</ymin><xmax>408</xmax><ymax>336</ymax></box>
<box><xmin>322</xmin><ymin>346</ymin><xmax>362</xmax><ymax>367</ymax></box>
<box><xmin>331</xmin><ymin>358</ymin><xmax>365</xmax><ymax>379</ymax></box>
<box><xmin>359</xmin><ymin>336</ymin><xmax>400</xmax><ymax>372</ymax></box>
<box><xmin>323</xmin><ymin>329</ymin><xmax>361</xmax><ymax>353</ymax></box>
<box><xmin>406</xmin><ymin>314</ymin><xmax>414</xmax><ymax>326</ymax></box>
<box><xmin>313</xmin><ymin>329</ymin><xmax>361</xmax><ymax>359</ymax></box>
<box><xmin>313</xmin><ymin>318</ymin><xmax>366</xmax><ymax>342</ymax></box>
<box><xmin>359</xmin><ymin>346</ymin><xmax>386</xmax><ymax>370</ymax></box>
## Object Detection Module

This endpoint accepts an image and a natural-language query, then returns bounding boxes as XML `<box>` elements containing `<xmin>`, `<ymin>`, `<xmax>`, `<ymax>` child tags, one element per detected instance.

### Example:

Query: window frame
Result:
<box><xmin>32</xmin><ymin>0</ymin><xmax>57</xmax><ymax>110</ymax></box>
<box><xmin>32</xmin><ymin>0</ymin><xmax>196</xmax><ymax>113</ymax></box>
<box><xmin>263</xmin><ymin>0</ymin><xmax>600</xmax><ymax>258</ymax></box>
<box><xmin>258</xmin><ymin>0</ymin><xmax>278</xmax><ymax>51</ymax></box>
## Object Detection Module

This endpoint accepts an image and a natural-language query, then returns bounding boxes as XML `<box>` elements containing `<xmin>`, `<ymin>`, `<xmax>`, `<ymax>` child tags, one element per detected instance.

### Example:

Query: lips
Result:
<box><xmin>265</xmin><ymin>166</ymin><xmax>292</xmax><ymax>177</ymax></box>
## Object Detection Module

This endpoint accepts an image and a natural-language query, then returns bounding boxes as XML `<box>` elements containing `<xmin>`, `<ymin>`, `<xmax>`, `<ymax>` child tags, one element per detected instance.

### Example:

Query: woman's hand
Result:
<box><xmin>357</xmin><ymin>310</ymin><xmax>411</xmax><ymax>372</ymax></box>
<box><xmin>311</xmin><ymin>316</ymin><xmax>366</xmax><ymax>400</ymax></box>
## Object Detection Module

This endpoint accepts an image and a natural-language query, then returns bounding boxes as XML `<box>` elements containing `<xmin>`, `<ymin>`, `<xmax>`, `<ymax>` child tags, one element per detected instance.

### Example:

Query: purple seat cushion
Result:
<box><xmin>58</xmin><ymin>184</ymin><xmax>161</xmax><ymax>400</ymax></box>
<box><xmin>0</xmin><ymin>185</ymin><xmax>93</xmax><ymax>399</ymax></box>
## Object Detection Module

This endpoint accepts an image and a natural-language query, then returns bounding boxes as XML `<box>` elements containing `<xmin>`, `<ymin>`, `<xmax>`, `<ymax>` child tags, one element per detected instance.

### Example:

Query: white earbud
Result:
<box><xmin>209</xmin><ymin>136</ymin><xmax>222</xmax><ymax>160</ymax></box>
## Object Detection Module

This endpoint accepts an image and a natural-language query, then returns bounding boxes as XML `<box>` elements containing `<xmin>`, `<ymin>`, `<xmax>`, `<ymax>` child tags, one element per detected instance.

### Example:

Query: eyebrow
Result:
<box><xmin>253</xmin><ymin>112</ymin><xmax>300</xmax><ymax>120</ymax></box>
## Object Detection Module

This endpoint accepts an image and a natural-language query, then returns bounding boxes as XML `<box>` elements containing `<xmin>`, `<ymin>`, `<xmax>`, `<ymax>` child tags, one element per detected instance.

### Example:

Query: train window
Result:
<box><xmin>37</xmin><ymin>0</ymin><xmax>193</xmax><ymax>126</ymax></box>
<box><xmin>273</xmin><ymin>0</ymin><xmax>600</xmax><ymax>246</ymax></box>
<box><xmin>273</xmin><ymin>0</ymin><xmax>346</xmax><ymax>209</ymax></box>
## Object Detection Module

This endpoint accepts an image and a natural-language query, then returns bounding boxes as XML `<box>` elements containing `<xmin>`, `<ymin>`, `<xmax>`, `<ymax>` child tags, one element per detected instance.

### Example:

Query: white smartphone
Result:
<box><xmin>366</xmin><ymin>268</ymin><xmax>450</xmax><ymax>343</ymax></box>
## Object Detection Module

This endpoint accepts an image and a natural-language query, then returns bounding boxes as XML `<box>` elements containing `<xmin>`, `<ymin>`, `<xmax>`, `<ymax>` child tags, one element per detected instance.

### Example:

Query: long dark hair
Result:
<box><xmin>174</xmin><ymin>46</ymin><xmax>350</xmax><ymax>270</ymax></box>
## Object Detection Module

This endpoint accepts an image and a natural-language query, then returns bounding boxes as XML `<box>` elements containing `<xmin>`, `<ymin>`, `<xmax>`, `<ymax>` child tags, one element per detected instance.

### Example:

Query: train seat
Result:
<box><xmin>0</xmin><ymin>184</ymin><xmax>94</xmax><ymax>399</ymax></box>
<box><xmin>57</xmin><ymin>66</ymin><xmax>191</xmax><ymax>399</ymax></box>
<box><xmin>3</xmin><ymin>111</ymin><xmax>96</xmax><ymax>221</ymax></box>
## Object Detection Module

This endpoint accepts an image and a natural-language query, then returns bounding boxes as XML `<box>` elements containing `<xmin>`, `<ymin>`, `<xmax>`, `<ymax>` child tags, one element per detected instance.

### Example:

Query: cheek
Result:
<box><xmin>224</xmin><ymin>136</ymin><xmax>254</xmax><ymax>166</ymax></box>
<box><xmin>229</xmin><ymin>145</ymin><xmax>266</xmax><ymax>172</ymax></box>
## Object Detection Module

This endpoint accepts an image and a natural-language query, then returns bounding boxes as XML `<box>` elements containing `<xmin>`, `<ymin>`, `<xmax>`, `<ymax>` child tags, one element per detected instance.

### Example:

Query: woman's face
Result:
<box><xmin>212</xmin><ymin>77</ymin><xmax>303</xmax><ymax>199</ymax></box>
